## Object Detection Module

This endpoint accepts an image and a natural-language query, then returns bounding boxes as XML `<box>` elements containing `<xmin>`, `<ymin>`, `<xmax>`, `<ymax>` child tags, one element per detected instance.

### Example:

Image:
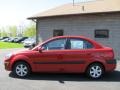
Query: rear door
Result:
<box><xmin>62</xmin><ymin>38</ymin><xmax>94</xmax><ymax>73</ymax></box>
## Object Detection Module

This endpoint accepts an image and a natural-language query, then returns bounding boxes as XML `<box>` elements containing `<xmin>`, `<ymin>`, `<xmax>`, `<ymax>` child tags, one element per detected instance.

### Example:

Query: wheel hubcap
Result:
<box><xmin>90</xmin><ymin>65</ymin><xmax>102</xmax><ymax>78</ymax></box>
<box><xmin>16</xmin><ymin>64</ymin><xmax>28</xmax><ymax>77</ymax></box>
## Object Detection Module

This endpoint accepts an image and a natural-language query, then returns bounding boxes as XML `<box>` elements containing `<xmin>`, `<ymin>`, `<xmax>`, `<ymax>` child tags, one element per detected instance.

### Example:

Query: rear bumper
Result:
<box><xmin>24</xmin><ymin>44</ymin><xmax>33</xmax><ymax>48</ymax></box>
<box><xmin>106</xmin><ymin>59</ymin><xmax>117</xmax><ymax>64</ymax></box>
<box><xmin>105</xmin><ymin>59</ymin><xmax>117</xmax><ymax>72</ymax></box>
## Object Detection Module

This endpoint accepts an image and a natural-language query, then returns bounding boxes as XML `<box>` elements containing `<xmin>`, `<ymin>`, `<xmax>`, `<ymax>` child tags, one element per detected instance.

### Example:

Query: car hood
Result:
<box><xmin>12</xmin><ymin>49</ymin><xmax>33</xmax><ymax>55</ymax></box>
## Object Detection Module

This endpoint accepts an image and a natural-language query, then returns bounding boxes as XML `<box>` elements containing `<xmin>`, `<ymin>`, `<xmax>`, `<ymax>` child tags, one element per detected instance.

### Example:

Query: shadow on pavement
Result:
<box><xmin>9</xmin><ymin>70</ymin><xmax>120</xmax><ymax>83</ymax></box>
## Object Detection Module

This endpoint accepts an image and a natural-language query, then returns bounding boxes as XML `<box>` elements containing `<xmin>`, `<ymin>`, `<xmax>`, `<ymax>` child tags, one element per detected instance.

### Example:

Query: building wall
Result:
<box><xmin>37</xmin><ymin>13</ymin><xmax>120</xmax><ymax>59</ymax></box>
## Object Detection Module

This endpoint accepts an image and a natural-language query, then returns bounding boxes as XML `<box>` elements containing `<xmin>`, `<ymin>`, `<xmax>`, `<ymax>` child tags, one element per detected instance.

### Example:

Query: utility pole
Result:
<box><xmin>73</xmin><ymin>0</ymin><xmax>75</xmax><ymax>6</ymax></box>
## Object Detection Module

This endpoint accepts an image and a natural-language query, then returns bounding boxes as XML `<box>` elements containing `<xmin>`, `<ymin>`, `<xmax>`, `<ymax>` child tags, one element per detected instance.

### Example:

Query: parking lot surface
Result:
<box><xmin>0</xmin><ymin>48</ymin><xmax>120</xmax><ymax>90</ymax></box>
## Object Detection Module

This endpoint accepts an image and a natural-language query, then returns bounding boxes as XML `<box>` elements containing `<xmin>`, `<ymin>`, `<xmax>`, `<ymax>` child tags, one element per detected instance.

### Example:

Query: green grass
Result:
<box><xmin>0</xmin><ymin>42</ymin><xmax>23</xmax><ymax>49</ymax></box>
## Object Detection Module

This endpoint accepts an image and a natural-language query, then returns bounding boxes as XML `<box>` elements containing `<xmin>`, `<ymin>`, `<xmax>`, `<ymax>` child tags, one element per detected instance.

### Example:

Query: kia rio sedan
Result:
<box><xmin>4</xmin><ymin>36</ymin><xmax>116</xmax><ymax>79</ymax></box>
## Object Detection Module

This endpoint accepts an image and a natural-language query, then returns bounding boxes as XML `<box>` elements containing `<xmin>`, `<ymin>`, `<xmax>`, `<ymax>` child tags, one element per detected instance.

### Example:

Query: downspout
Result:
<box><xmin>31</xmin><ymin>19</ymin><xmax>39</xmax><ymax>44</ymax></box>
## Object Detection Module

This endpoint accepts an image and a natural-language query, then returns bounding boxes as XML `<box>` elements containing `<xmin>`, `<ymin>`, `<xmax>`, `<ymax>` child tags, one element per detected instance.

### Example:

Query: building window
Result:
<box><xmin>53</xmin><ymin>30</ymin><xmax>64</xmax><ymax>37</ymax></box>
<box><xmin>95</xmin><ymin>29</ymin><xmax>109</xmax><ymax>38</ymax></box>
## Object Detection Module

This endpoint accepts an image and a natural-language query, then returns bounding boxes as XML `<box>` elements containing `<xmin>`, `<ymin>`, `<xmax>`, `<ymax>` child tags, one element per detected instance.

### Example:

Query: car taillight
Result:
<box><xmin>104</xmin><ymin>50</ymin><xmax>114</xmax><ymax>59</ymax></box>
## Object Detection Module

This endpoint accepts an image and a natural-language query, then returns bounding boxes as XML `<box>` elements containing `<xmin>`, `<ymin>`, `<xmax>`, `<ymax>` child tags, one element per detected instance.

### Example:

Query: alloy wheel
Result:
<box><xmin>13</xmin><ymin>62</ymin><xmax>30</xmax><ymax>78</ymax></box>
<box><xmin>87</xmin><ymin>63</ymin><xmax>104</xmax><ymax>79</ymax></box>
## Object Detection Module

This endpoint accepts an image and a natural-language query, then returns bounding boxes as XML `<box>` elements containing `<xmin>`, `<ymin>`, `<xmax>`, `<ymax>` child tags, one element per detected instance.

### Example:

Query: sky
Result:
<box><xmin>0</xmin><ymin>0</ymin><xmax>94</xmax><ymax>27</ymax></box>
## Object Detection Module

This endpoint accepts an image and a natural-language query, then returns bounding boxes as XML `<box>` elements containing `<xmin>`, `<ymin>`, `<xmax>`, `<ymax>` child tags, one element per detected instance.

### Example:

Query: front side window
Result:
<box><xmin>42</xmin><ymin>39</ymin><xmax>66</xmax><ymax>50</ymax></box>
<box><xmin>69</xmin><ymin>39</ymin><xmax>93</xmax><ymax>49</ymax></box>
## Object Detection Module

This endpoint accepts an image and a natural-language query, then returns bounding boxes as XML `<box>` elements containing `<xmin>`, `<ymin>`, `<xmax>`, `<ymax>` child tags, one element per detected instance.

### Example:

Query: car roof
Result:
<box><xmin>53</xmin><ymin>35</ymin><xmax>87</xmax><ymax>38</ymax></box>
<box><xmin>51</xmin><ymin>36</ymin><xmax>92</xmax><ymax>41</ymax></box>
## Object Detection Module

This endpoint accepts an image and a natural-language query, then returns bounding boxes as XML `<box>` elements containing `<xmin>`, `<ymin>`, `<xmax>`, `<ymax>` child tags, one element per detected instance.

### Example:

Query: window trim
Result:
<box><xmin>95</xmin><ymin>29</ymin><xmax>109</xmax><ymax>38</ymax></box>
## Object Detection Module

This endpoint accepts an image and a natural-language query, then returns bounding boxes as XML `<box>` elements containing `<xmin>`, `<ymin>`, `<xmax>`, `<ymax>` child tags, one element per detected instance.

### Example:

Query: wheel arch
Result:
<box><xmin>11</xmin><ymin>60</ymin><xmax>32</xmax><ymax>72</ymax></box>
<box><xmin>85</xmin><ymin>61</ymin><xmax>105</xmax><ymax>72</ymax></box>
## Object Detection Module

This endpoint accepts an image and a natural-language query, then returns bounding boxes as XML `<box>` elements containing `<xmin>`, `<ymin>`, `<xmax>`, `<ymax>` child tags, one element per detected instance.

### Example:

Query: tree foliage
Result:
<box><xmin>1</xmin><ymin>30</ymin><xmax>7</xmax><ymax>37</ymax></box>
<box><xmin>0</xmin><ymin>27</ymin><xmax>7</xmax><ymax>37</ymax></box>
<box><xmin>0</xmin><ymin>22</ymin><xmax>36</xmax><ymax>37</ymax></box>
<box><xmin>8</xmin><ymin>26</ymin><xmax>17</xmax><ymax>37</ymax></box>
<box><xmin>23</xmin><ymin>22</ymin><xmax>36</xmax><ymax>37</ymax></box>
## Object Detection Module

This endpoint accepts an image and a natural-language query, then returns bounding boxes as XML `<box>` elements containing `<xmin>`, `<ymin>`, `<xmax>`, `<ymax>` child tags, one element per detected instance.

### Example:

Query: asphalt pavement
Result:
<box><xmin>0</xmin><ymin>48</ymin><xmax>120</xmax><ymax>90</ymax></box>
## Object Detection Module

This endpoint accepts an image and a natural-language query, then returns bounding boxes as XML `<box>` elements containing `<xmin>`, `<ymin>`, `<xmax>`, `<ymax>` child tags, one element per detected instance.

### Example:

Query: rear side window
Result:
<box><xmin>69</xmin><ymin>39</ymin><xmax>93</xmax><ymax>49</ymax></box>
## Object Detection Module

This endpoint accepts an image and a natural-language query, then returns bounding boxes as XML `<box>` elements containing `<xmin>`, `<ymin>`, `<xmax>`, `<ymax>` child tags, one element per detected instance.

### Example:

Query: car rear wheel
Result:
<box><xmin>86</xmin><ymin>63</ymin><xmax>104</xmax><ymax>79</ymax></box>
<box><xmin>13</xmin><ymin>62</ymin><xmax>31</xmax><ymax>78</ymax></box>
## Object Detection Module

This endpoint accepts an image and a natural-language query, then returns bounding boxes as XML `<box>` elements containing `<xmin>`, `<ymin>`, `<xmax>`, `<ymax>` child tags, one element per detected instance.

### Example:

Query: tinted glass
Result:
<box><xmin>43</xmin><ymin>39</ymin><xmax>66</xmax><ymax>50</ymax></box>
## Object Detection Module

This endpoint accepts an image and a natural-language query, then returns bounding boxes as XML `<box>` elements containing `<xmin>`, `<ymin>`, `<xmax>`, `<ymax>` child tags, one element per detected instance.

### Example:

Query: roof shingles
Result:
<box><xmin>28</xmin><ymin>0</ymin><xmax>120</xmax><ymax>19</ymax></box>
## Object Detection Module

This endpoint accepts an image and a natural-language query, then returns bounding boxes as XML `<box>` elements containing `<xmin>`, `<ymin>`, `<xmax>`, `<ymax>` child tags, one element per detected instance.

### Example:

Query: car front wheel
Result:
<box><xmin>86</xmin><ymin>63</ymin><xmax>104</xmax><ymax>79</ymax></box>
<box><xmin>13</xmin><ymin>62</ymin><xmax>31</xmax><ymax>78</ymax></box>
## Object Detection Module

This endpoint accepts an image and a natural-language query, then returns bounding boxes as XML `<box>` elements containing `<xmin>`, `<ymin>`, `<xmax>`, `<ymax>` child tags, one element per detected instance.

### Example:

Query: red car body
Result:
<box><xmin>4</xmin><ymin>36</ymin><xmax>116</xmax><ymax>78</ymax></box>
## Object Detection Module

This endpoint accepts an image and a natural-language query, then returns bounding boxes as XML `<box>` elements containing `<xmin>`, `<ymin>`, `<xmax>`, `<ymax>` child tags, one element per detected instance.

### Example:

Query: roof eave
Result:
<box><xmin>27</xmin><ymin>11</ymin><xmax>120</xmax><ymax>20</ymax></box>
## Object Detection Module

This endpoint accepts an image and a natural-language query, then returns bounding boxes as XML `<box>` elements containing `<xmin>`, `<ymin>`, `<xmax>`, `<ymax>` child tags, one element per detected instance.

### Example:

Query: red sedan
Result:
<box><xmin>4</xmin><ymin>36</ymin><xmax>116</xmax><ymax>79</ymax></box>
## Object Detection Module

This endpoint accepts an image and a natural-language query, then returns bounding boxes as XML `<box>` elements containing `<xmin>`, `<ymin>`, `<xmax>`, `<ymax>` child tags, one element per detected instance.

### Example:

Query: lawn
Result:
<box><xmin>0</xmin><ymin>42</ymin><xmax>23</xmax><ymax>49</ymax></box>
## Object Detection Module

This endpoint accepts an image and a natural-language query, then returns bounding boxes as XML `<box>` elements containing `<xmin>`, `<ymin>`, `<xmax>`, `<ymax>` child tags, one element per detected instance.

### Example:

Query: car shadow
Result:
<box><xmin>9</xmin><ymin>70</ymin><xmax>120</xmax><ymax>83</ymax></box>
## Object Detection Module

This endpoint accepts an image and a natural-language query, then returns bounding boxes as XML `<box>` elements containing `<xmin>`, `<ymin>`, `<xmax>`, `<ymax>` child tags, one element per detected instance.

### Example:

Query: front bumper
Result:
<box><xmin>4</xmin><ymin>60</ymin><xmax>11</xmax><ymax>71</ymax></box>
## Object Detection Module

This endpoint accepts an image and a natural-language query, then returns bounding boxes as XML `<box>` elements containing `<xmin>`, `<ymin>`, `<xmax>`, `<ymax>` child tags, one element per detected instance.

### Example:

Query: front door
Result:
<box><xmin>33</xmin><ymin>38</ymin><xmax>67</xmax><ymax>72</ymax></box>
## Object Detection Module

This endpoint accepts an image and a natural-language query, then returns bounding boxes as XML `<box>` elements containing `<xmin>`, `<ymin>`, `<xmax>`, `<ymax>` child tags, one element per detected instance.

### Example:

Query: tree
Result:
<box><xmin>1</xmin><ymin>30</ymin><xmax>7</xmax><ymax>37</ymax></box>
<box><xmin>0</xmin><ymin>29</ymin><xmax>1</xmax><ymax>37</ymax></box>
<box><xmin>9</xmin><ymin>26</ymin><xmax>17</xmax><ymax>37</ymax></box>
<box><xmin>0</xmin><ymin>27</ymin><xmax>7</xmax><ymax>37</ymax></box>
<box><xmin>23</xmin><ymin>22</ymin><xmax>36</xmax><ymax>37</ymax></box>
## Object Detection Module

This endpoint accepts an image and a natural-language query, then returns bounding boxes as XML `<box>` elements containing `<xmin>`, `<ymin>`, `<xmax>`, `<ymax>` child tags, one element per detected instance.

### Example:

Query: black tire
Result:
<box><xmin>86</xmin><ymin>63</ymin><xmax>104</xmax><ymax>79</ymax></box>
<box><xmin>13</xmin><ymin>62</ymin><xmax>31</xmax><ymax>78</ymax></box>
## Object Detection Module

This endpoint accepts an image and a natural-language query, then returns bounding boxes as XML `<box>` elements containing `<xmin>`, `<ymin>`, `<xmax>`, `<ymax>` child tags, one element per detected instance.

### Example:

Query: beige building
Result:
<box><xmin>28</xmin><ymin>0</ymin><xmax>120</xmax><ymax>59</ymax></box>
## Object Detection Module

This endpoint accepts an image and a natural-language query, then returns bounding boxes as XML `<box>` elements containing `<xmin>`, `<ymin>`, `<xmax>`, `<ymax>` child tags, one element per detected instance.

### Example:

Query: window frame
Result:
<box><xmin>95</xmin><ymin>29</ymin><xmax>109</xmax><ymax>38</ymax></box>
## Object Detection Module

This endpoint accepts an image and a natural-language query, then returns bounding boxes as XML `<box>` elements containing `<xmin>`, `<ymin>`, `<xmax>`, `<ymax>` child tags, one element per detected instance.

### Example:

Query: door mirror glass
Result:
<box><xmin>38</xmin><ymin>47</ymin><xmax>45</xmax><ymax>53</ymax></box>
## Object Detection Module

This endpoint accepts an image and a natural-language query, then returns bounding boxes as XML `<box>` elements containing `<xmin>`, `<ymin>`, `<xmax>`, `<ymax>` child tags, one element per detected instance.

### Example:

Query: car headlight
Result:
<box><xmin>5</xmin><ymin>53</ymin><xmax>13</xmax><ymax>59</ymax></box>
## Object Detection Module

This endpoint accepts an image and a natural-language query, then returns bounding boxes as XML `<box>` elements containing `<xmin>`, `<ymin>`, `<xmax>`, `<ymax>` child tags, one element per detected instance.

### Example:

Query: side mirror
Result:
<box><xmin>38</xmin><ymin>47</ymin><xmax>42</xmax><ymax>53</ymax></box>
<box><xmin>38</xmin><ymin>47</ymin><xmax>45</xmax><ymax>53</ymax></box>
